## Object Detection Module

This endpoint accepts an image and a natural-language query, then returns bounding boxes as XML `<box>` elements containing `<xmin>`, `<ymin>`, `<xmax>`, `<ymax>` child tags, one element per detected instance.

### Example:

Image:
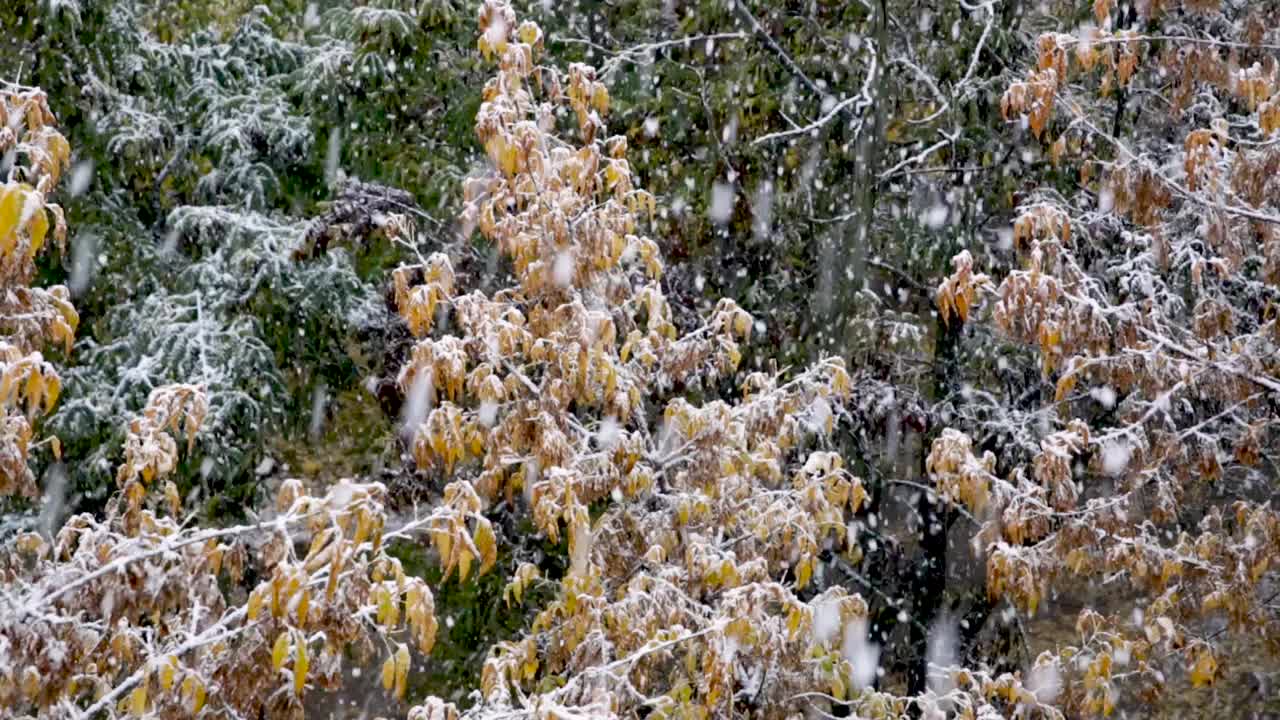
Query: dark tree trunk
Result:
<box><xmin>907</xmin><ymin>308</ymin><xmax>963</xmax><ymax>696</ymax></box>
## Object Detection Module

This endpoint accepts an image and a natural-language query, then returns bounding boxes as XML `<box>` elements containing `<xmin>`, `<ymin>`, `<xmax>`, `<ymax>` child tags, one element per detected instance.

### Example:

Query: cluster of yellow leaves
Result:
<box><xmin>1232</xmin><ymin>61</ymin><xmax>1277</xmax><ymax>113</ymax></box>
<box><xmin>1110</xmin><ymin>161</ymin><xmax>1174</xmax><ymax>226</ymax></box>
<box><xmin>1004</xmin><ymin>29</ymin><xmax>1146</xmax><ymax>140</ymax></box>
<box><xmin>1012</xmin><ymin>205</ymin><xmax>1072</xmax><ymax>256</ymax></box>
<box><xmin>0</xmin><ymin>89</ymin><xmax>68</xmax><ymax>189</ymax></box>
<box><xmin>1187</xmin><ymin>644</ymin><xmax>1219</xmax><ymax>688</ymax></box>
<box><xmin>0</xmin><ymin>88</ymin><xmax>76</xmax><ymax>500</ymax></box>
<box><xmin>940</xmin><ymin>7</ymin><xmax>1280</xmax><ymax>717</ymax></box>
<box><xmin>1183</xmin><ymin>128</ymin><xmax>1222</xmax><ymax>193</ymax></box>
<box><xmin>0</xmin><ymin>409</ymin><xmax>36</xmax><ymax>497</ymax></box>
<box><xmin>2</xmin><ymin>397</ymin><xmax>226</xmax><ymax>714</ymax></box>
<box><xmin>0</xmin><ymin>86</ymin><xmax>487</xmax><ymax>720</ymax></box>
<box><xmin>468</xmin><ymin>5</ymin><xmax>662</xmax><ymax>304</ymax></box>
<box><xmin>0</xmin><ymin>183</ymin><xmax>65</xmax><ymax>272</ymax></box>
<box><xmin>926</xmin><ymin>428</ymin><xmax>997</xmax><ymax>515</ymax></box>
<box><xmin>1049</xmin><ymin>611</ymin><xmax>1168</xmax><ymax>716</ymax></box>
<box><xmin>381</xmin><ymin>644</ymin><xmax>412</xmax><ymax>700</ymax></box>
<box><xmin>393</xmin><ymin>254</ymin><xmax>456</xmax><ymax>338</ymax></box>
<box><xmin>413</xmin><ymin>402</ymin><xmax>485</xmax><ymax>473</ymax></box>
<box><xmin>426</xmin><ymin>480</ymin><xmax>497</xmax><ymax>583</ymax></box>
<box><xmin>502</xmin><ymin>561</ymin><xmax>541</xmax><ymax>606</ymax></box>
<box><xmin>794</xmin><ymin>452</ymin><xmax>867</xmax><ymax>583</ymax></box>
<box><xmin>0</xmin><ymin>345</ymin><xmax>62</xmax><ymax>420</ymax></box>
<box><xmin>987</xmin><ymin>542</ymin><xmax>1048</xmax><ymax>615</ymax></box>
<box><xmin>1261</xmin><ymin>95</ymin><xmax>1280</xmax><ymax>135</ymax></box>
<box><xmin>385</xmin><ymin>6</ymin><xmax>898</xmax><ymax>717</ymax></box>
<box><xmin>1031</xmin><ymin>419</ymin><xmax>1089</xmax><ymax>511</ymax></box>
<box><xmin>0</xmin><ymin>90</ymin><xmax>70</xmax><ymax>283</ymax></box>
<box><xmin>115</xmin><ymin>385</ymin><xmax>208</xmax><ymax>527</ymax></box>
<box><xmin>238</xmin><ymin>477</ymin><xmax>454</xmax><ymax>711</ymax></box>
<box><xmin>1001</xmin><ymin>68</ymin><xmax>1059</xmax><ymax>139</ymax></box>
<box><xmin>935</xmin><ymin>250</ymin><xmax>991</xmax><ymax>326</ymax></box>
<box><xmin>994</xmin><ymin>267</ymin><xmax>1065</xmax><ymax>373</ymax></box>
<box><xmin>267</xmin><ymin>629</ymin><xmax>311</xmax><ymax>696</ymax></box>
<box><xmin>398</xmin><ymin>336</ymin><xmax>469</xmax><ymax>407</ymax></box>
<box><xmin>119</xmin><ymin>658</ymin><xmax>209</xmax><ymax>717</ymax></box>
<box><xmin>931</xmin><ymin>420</ymin><xmax>1085</xmax><ymax>552</ymax></box>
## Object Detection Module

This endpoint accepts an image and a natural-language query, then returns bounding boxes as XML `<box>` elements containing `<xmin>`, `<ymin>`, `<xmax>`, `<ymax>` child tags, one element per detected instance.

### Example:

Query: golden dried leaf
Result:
<box><xmin>1190</xmin><ymin>649</ymin><xmax>1217</xmax><ymax>687</ymax></box>
<box><xmin>473</xmin><ymin>517</ymin><xmax>497</xmax><ymax>576</ymax></box>
<box><xmin>294</xmin><ymin>638</ymin><xmax>309</xmax><ymax>695</ymax></box>
<box><xmin>159</xmin><ymin>656</ymin><xmax>177</xmax><ymax>690</ymax></box>
<box><xmin>272</xmin><ymin>632</ymin><xmax>290</xmax><ymax>673</ymax></box>
<box><xmin>0</xmin><ymin>185</ymin><xmax>23</xmax><ymax>242</ymax></box>
<box><xmin>247</xmin><ymin>587</ymin><xmax>263</xmax><ymax>621</ymax></box>
<box><xmin>129</xmin><ymin>684</ymin><xmax>147</xmax><ymax>716</ymax></box>
<box><xmin>382</xmin><ymin>655</ymin><xmax>396</xmax><ymax>692</ymax></box>
<box><xmin>394</xmin><ymin>643</ymin><xmax>411</xmax><ymax>700</ymax></box>
<box><xmin>296</xmin><ymin>588</ymin><xmax>310</xmax><ymax>627</ymax></box>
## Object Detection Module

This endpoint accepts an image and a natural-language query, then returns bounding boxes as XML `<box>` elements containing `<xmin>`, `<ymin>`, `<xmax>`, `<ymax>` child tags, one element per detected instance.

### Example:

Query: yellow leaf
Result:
<box><xmin>181</xmin><ymin>675</ymin><xmax>198</xmax><ymax>711</ymax></box>
<box><xmin>474</xmin><ymin>517</ymin><xmax>497</xmax><ymax>576</ymax></box>
<box><xmin>159</xmin><ymin>657</ymin><xmax>177</xmax><ymax>690</ymax></box>
<box><xmin>296</xmin><ymin>588</ymin><xmax>310</xmax><ymax>626</ymax></box>
<box><xmin>1251</xmin><ymin>556</ymin><xmax>1269</xmax><ymax>583</ymax></box>
<box><xmin>0</xmin><ymin>186</ymin><xmax>22</xmax><ymax>242</ymax></box>
<box><xmin>247</xmin><ymin>588</ymin><xmax>263</xmax><ymax>620</ymax></box>
<box><xmin>434</xmin><ymin>528</ymin><xmax>452</xmax><ymax>571</ymax></box>
<box><xmin>129</xmin><ymin>685</ymin><xmax>147</xmax><ymax>716</ymax></box>
<box><xmin>354</xmin><ymin>508</ymin><xmax>371</xmax><ymax>546</ymax></box>
<box><xmin>1054</xmin><ymin>373</ymin><xmax>1077</xmax><ymax>403</ymax></box>
<box><xmin>418</xmin><ymin>613</ymin><xmax>438</xmax><ymax>655</ymax></box>
<box><xmin>591</xmin><ymin>82</ymin><xmax>609</xmax><ymax>115</ymax></box>
<box><xmin>1190</xmin><ymin>650</ymin><xmax>1217</xmax><ymax>688</ymax></box>
<box><xmin>28</xmin><ymin>208</ymin><xmax>49</xmax><ymax>259</ymax></box>
<box><xmin>382</xmin><ymin>655</ymin><xmax>396</xmax><ymax>692</ymax></box>
<box><xmin>500</xmin><ymin>142</ymin><xmax>518</xmax><ymax>176</ymax></box>
<box><xmin>394</xmin><ymin>643</ymin><xmax>410</xmax><ymax>700</ymax></box>
<box><xmin>165</xmin><ymin>481</ymin><xmax>181</xmax><ymax>515</ymax></box>
<box><xmin>376</xmin><ymin>585</ymin><xmax>392</xmax><ymax>626</ymax></box>
<box><xmin>43</xmin><ymin>374</ymin><xmax>60</xmax><ymax>415</ymax></box>
<box><xmin>727</xmin><ymin>345</ymin><xmax>741</xmax><ymax>370</ymax></box>
<box><xmin>293</xmin><ymin>639</ymin><xmax>308</xmax><ymax>695</ymax></box>
<box><xmin>24</xmin><ymin>370</ymin><xmax>43</xmax><ymax>417</ymax></box>
<box><xmin>796</xmin><ymin>557</ymin><xmax>812</xmax><ymax>589</ymax></box>
<box><xmin>386</xmin><ymin>587</ymin><xmax>401</xmax><ymax>627</ymax></box>
<box><xmin>272</xmin><ymin>633</ymin><xmax>290</xmax><ymax>673</ymax></box>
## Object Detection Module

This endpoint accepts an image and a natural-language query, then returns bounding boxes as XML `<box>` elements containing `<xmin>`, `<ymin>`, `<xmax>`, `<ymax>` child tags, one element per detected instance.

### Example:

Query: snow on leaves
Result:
<box><xmin>1</xmin><ymin>389</ymin><xmax>476</xmax><ymax>717</ymax></box>
<box><xmin>0</xmin><ymin>86</ymin><xmax>77</xmax><ymax>500</ymax></box>
<box><xmin>930</xmin><ymin>3</ymin><xmax>1280</xmax><ymax>714</ymax></box>
<box><xmin>373</xmin><ymin>3</ymin><xmax>894</xmax><ymax>717</ymax></box>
